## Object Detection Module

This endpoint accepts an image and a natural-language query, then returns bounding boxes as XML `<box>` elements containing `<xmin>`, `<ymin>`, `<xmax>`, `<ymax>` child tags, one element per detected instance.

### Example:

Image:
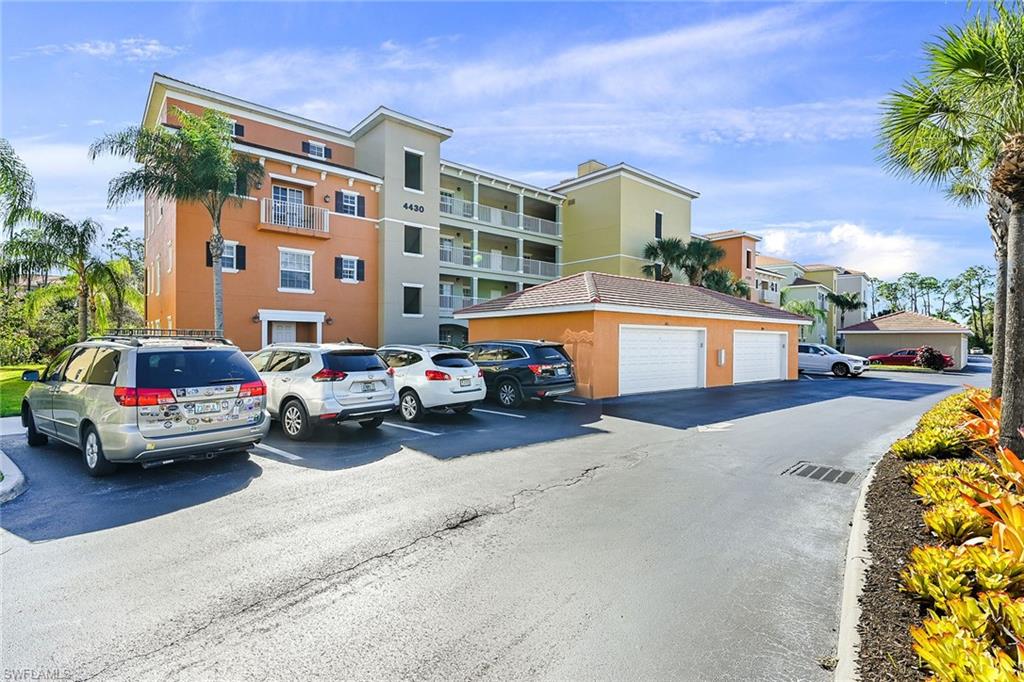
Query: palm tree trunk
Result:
<box><xmin>1000</xmin><ymin>201</ymin><xmax>1024</xmax><ymax>452</ymax></box>
<box><xmin>209</xmin><ymin>227</ymin><xmax>224</xmax><ymax>334</ymax></box>
<box><xmin>993</xmin><ymin>244</ymin><xmax>1008</xmax><ymax>398</ymax></box>
<box><xmin>78</xmin><ymin>280</ymin><xmax>89</xmax><ymax>342</ymax></box>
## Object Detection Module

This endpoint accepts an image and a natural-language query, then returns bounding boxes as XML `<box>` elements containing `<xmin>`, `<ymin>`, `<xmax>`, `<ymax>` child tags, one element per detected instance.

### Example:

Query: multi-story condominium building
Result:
<box><xmin>551</xmin><ymin>160</ymin><xmax>699</xmax><ymax>278</ymax></box>
<box><xmin>757</xmin><ymin>255</ymin><xmax>833</xmax><ymax>343</ymax></box>
<box><xmin>753</xmin><ymin>267</ymin><xmax>785</xmax><ymax>307</ymax></box>
<box><xmin>700</xmin><ymin>230</ymin><xmax>761</xmax><ymax>302</ymax></box>
<box><xmin>835</xmin><ymin>267</ymin><xmax>874</xmax><ymax>324</ymax></box>
<box><xmin>140</xmin><ymin>74</ymin><xmax>565</xmax><ymax>349</ymax></box>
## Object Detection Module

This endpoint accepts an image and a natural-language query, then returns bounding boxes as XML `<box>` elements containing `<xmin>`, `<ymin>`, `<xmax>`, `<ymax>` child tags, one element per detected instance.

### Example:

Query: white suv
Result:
<box><xmin>378</xmin><ymin>344</ymin><xmax>486</xmax><ymax>422</ymax></box>
<box><xmin>797</xmin><ymin>343</ymin><xmax>869</xmax><ymax>377</ymax></box>
<box><xmin>250</xmin><ymin>343</ymin><xmax>397</xmax><ymax>440</ymax></box>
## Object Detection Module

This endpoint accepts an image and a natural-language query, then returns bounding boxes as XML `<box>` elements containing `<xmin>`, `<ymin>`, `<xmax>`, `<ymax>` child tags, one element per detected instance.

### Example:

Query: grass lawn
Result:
<box><xmin>867</xmin><ymin>364</ymin><xmax>941</xmax><ymax>374</ymax></box>
<box><xmin>1</xmin><ymin>365</ymin><xmax>44</xmax><ymax>417</ymax></box>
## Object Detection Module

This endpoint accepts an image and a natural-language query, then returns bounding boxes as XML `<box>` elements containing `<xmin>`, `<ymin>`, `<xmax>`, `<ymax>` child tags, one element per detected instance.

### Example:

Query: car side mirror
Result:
<box><xmin>21</xmin><ymin>370</ymin><xmax>40</xmax><ymax>382</ymax></box>
<box><xmin>818</xmin><ymin>350</ymin><xmax>827</xmax><ymax>356</ymax></box>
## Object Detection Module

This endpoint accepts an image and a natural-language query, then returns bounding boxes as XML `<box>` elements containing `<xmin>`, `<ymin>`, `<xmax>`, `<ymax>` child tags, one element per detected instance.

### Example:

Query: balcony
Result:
<box><xmin>759</xmin><ymin>289</ymin><xmax>780</xmax><ymax>304</ymax></box>
<box><xmin>439</xmin><ymin>198</ymin><xmax>561</xmax><ymax>237</ymax></box>
<box><xmin>439</xmin><ymin>294</ymin><xmax>485</xmax><ymax>316</ymax></box>
<box><xmin>439</xmin><ymin>246</ymin><xmax>560</xmax><ymax>278</ymax></box>
<box><xmin>259</xmin><ymin>198</ymin><xmax>330</xmax><ymax>237</ymax></box>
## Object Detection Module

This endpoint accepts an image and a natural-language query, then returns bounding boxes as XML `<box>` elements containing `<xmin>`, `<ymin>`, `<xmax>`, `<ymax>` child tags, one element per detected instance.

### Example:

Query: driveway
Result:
<box><xmin>1</xmin><ymin>361</ymin><xmax>990</xmax><ymax>680</ymax></box>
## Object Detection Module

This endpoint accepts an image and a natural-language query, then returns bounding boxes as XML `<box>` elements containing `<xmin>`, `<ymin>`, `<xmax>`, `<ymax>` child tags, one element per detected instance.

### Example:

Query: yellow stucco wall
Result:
<box><xmin>803</xmin><ymin>269</ymin><xmax>839</xmax><ymax>344</ymax></box>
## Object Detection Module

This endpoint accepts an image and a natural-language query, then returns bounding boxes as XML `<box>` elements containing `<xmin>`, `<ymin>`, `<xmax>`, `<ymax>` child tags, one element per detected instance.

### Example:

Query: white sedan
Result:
<box><xmin>377</xmin><ymin>344</ymin><xmax>487</xmax><ymax>422</ymax></box>
<box><xmin>798</xmin><ymin>343</ymin><xmax>869</xmax><ymax>377</ymax></box>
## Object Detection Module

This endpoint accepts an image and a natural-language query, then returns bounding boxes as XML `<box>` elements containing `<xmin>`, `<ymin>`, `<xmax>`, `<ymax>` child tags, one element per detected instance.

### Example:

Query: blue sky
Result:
<box><xmin>1</xmin><ymin>1</ymin><xmax>995</xmax><ymax>279</ymax></box>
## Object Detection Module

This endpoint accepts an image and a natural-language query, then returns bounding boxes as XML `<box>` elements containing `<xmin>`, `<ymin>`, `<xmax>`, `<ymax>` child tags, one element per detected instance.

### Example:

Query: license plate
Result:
<box><xmin>459</xmin><ymin>378</ymin><xmax>471</xmax><ymax>387</ymax></box>
<box><xmin>195</xmin><ymin>403</ymin><xmax>221</xmax><ymax>414</ymax></box>
<box><xmin>556</xmin><ymin>367</ymin><xmax>569</xmax><ymax>376</ymax></box>
<box><xmin>360</xmin><ymin>382</ymin><xmax>376</xmax><ymax>393</ymax></box>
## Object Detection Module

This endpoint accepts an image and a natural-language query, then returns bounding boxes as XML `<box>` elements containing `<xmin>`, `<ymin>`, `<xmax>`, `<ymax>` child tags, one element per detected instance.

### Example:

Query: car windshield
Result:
<box><xmin>136</xmin><ymin>349</ymin><xmax>258</xmax><ymax>389</ymax></box>
<box><xmin>535</xmin><ymin>346</ymin><xmax>570</xmax><ymax>363</ymax></box>
<box><xmin>324</xmin><ymin>352</ymin><xmax>388</xmax><ymax>372</ymax></box>
<box><xmin>819</xmin><ymin>345</ymin><xmax>840</xmax><ymax>355</ymax></box>
<box><xmin>432</xmin><ymin>352</ymin><xmax>474</xmax><ymax>368</ymax></box>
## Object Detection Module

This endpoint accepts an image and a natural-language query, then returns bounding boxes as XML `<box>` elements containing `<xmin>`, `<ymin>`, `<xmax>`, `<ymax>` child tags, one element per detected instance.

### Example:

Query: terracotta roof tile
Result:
<box><xmin>789</xmin><ymin>277</ymin><xmax>824</xmax><ymax>286</ymax></box>
<box><xmin>840</xmin><ymin>311</ymin><xmax>969</xmax><ymax>333</ymax></box>
<box><xmin>456</xmin><ymin>272</ymin><xmax>808</xmax><ymax>323</ymax></box>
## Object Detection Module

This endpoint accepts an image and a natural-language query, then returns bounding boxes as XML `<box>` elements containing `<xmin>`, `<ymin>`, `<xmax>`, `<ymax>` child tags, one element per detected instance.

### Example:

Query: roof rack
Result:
<box><xmin>90</xmin><ymin>328</ymin><xmax>234</xmax><ymax>346</ymax></box>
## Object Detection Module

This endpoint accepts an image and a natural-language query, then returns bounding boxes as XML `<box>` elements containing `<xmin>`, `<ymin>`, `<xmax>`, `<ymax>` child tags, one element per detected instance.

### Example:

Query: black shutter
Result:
<box><xmin>334</xmin><ymin>257</ymin><xmax>344</xmax><ymax>279</ymax></box>
<box><xmin>205</xmin><ymin>241</ymin><xmax>212</xmax><ymax>267</ymax></box>
<box><xmin>235</xmin><ymin>123</ymin><xmax>245</xmax><ymax>137</ymax></box>
<box><xmin>324</xmin><ymin>147</ymin><xmax>332</xmax><ymax>159</ymax></box>
<box><xmin>236</xmin><ymin>245</ymin><xmax>246</xmax><ymax>271</ymax></box>
<box><xmin>655</xmin><ymin>212</ymin><xmax>663</xmax><ymax>239</ymax></box>
<box><xmin>356</xmin><ymin>260</ymin><xmax>365</xmax><ymax>282</ymax></box>
<box><xmin>334</xmin><ymin>191</ymin><xmax>344</xmax><ymax>213</ymax></box>
<box><xmin>302</xmin><ymin>141</ymin><xmax>311</xmax><ymax>154</ymax></box>
<box><xmin>357</xmin><ymin>195</ymin><xmax>366</xmax><ymax>217</ymax></box>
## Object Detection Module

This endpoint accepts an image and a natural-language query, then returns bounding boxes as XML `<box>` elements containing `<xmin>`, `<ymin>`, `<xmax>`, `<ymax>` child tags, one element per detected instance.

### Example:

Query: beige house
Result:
<box><xmin>840</xmin><ymin>311</ymin><xmax>970</xmax><ymax>370</ymax></box>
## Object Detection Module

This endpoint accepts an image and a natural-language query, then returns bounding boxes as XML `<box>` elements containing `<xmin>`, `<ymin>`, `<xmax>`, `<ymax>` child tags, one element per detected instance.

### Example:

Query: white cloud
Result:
<box><xmin>18</xmin><ymin>38</ymin><xmax>184</xmax><ymax>61</ymax></box>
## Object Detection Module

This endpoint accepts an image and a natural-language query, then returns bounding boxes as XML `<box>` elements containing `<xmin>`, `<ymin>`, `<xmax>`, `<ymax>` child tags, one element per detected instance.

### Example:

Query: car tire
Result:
<box><xmin>398</xmin><ymin>390</ymin><xmax>424</xmax><ymax>423</ymax></box>
<box><xmin>280</xmin><ymin>399</ymin><xmax>312</xmax><ymax>441</ymax></box>
<box><xmin>453</xmin><ymin>403</ymin><xmax>474</xmax><ymax>415</ymax></box>
<box><xmin>23</xmin><ymin>403</ymin><xmax>48</xmax><ymax>447</ymax></box>
<box><xmin>496</xmin><ymin>379</ymin><xmax>523</xmax><ymax>408</ymax></box>
<box><xmin>359</xmin><ymin>416</ymin><xmax>384</xmax><ymax>429</ymax></box>
<box><xmin>81</xmin><ymin>425</ymin><xmax>116</xmax><ymax>477</ymax></box>
<box><xmin>832</xmin><ymin>363</ymin><xmax>851</xmax><ymax>378</ymax></box>
<box><xmin>869</xmin><ymin>360</ymin><xmax>881</xmax><ymax>365</ymax></box>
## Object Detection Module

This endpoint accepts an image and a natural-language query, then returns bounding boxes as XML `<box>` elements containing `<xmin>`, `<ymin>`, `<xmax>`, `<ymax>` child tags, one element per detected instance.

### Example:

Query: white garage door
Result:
<box><xmin>733</xmin><ymin>331</ymin><xmax>787</xmax><ymax>384</ymax></box>
<box><xmin>618</xmin><ymin>325</ymin><xmax>703</xmax><ymax>396</ymax></box>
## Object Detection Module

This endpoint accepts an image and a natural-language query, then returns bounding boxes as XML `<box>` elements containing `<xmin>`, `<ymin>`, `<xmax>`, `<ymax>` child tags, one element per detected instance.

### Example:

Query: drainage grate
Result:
<box><xmin>781</xmin><ymin>461</ymin><xmax>857</xmax><ymax>485</ymax></box>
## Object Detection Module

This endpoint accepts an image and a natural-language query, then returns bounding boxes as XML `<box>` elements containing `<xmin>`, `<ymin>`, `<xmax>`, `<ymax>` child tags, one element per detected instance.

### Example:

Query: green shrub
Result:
<box><xmin>916</xmin><ymin>345</ymin><xmax>949</xmax><ymax>371</ymax></box>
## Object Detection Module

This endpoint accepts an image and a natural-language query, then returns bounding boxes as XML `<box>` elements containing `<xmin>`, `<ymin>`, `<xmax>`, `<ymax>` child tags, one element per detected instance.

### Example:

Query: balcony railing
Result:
<box><xmin>260</xmin><ymin>198</ymin><xmax>329</xmax><ymax>234</ymax></box>
<box><xmin>522</xmin><ymin>258</ymin><xmax>559</xmax><ymax>278</ymax></box>
<box><xmin>439</xmin><ymin>198</ymin><xmax>561</xmax><ymax>237</ymax></box>
<box><xmin>439</xmin><ymin>294</ymin><xmax>486</xmax><ymax>315</ymax></box>
<box><xmin>439</xmin><ymin>246</ymin><xmax>560</xmax><ymax>278</ymax></box>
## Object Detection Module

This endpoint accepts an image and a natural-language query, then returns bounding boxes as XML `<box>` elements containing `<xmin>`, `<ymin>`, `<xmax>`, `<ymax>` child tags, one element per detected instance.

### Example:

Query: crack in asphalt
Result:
<box><xmin>76</xmin><ymin>463</ymin><xmax>607</xmax><ymax>681</ymax></box>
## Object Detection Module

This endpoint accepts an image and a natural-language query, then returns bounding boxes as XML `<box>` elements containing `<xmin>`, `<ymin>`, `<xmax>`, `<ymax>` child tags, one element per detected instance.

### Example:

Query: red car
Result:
<box><xmin>867</xmin><ymin>348</ymin><xmax>954</xmax><ymax>368</ymax></box>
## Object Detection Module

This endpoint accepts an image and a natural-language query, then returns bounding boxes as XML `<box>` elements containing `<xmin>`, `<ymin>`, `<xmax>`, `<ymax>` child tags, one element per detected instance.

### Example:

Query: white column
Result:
<box><xmin>316</xmin><ymin>321</ymin><xmax>323</xmax><ymax>344</ymax></box>
<box><xmin>517</xmin><ymin>193</ymin><xmax>524</xmax><ymax>228</ymax></box>
<box><xmin>471</xmin><ymin>276</ymin><xmax>478</xmax><ymax>303</ymax></box>
<box><xmin>472</xmin><ymin>229</ymin><xmax>479</xmax><ymax>265</ymax></box>
<box><xmin>472</xmin><ymin>180</ymin><xmax>479</xmax><ymax>219</ymax></box>
<box><xmin>517</xmin><ymin>237</ymin><xmax>524</xmax><ymax>273</ymax></box>
<box><xmin>555</xmin><ymin>245</ymin><xmax>562</xmax><ymax>276</ymax></box>
<box><xmin>261</xmin><ymin>318</ymin><xmax>268</xmax><ymax>348</ymax></box>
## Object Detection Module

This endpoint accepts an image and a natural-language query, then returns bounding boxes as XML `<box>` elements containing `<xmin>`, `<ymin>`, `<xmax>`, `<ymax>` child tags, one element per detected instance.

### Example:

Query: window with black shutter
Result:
<box><xmin>235</xmin><ymin>245</ymin><xmax>246</xmax><ymax>270</ymax></box>
<box><xmin>404</xmin><ymin>225</ymin><xmax>422</xmax><ymax>255</ymax></box>
<box><xmin>403</xmin><ymin>286</ymin><xmax>422</xmax><ymax>315</ymax></box>
<box><xmin>655</xmin><ymin>212</ymin><xmax>663</xmax><ymax>239</ymax></box>
<box><xmin>404</xmin><ymin>150</ymin><xmax>423</xmax><ymax>191</ymax></box>
<box><xmin>356</xmin><ymin>195</ymin><xmax>365</xmax><ymax>217</ymax></box>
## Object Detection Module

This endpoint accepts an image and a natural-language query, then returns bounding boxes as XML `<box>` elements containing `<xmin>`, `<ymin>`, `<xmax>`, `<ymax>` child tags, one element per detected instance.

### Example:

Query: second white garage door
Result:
<box><xmin>618</xmin><ymin>325</ymin><xmax>704</xmax><ymax>395</ymax></box>
<box><xmin>733</xmin><ymin>331</ymin><xmax>787</xmax><ymax>383</ymax></box>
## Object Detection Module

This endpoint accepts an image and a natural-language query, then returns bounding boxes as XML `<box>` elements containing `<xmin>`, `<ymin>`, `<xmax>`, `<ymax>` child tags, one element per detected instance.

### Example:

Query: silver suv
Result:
<box><xmin>20</xmin><ymin>332</ymin><xmax>270</xmax><ymax>476</ymax></box>
<box><xmin>249</xmin><ymin>342</ymin><xmax>398</xmax><ymax>440</ymax></box>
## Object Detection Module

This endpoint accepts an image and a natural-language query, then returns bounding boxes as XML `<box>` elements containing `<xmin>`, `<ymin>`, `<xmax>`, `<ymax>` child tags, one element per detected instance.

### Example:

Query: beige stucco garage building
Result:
<box><xmin>840</xmin><ymin>311</ymin><xmax>970</xmax><ymax>370</ymax></box>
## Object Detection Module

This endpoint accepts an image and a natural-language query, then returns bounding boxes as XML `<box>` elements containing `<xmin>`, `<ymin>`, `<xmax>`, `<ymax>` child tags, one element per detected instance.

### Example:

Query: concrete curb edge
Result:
<box><xmin>0</xmin><ymin>444</ymin><xmax>27</xmax><ymax>504</ymax></box>
<box><xmin>833</xmin><ymin>457</ymin><xmax>879</xmax><ymax>681</ymax></box>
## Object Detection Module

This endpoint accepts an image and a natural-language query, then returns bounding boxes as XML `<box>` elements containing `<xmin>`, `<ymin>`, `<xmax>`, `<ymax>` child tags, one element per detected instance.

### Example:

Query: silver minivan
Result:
<box><xmin>20</xmin><ymin>333</ymin><xmax>270</xmax><ymax>476</ymax></box>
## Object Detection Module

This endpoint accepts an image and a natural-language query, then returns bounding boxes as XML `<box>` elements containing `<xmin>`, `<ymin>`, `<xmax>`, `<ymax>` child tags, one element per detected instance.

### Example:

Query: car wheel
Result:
<box><xmin>869</xmin><ymin>359</ymin><xmax>881</xmax><ymax>365</ymax></box>
<box><xmin>453</xmin><ymin>403</ymin><xmax>474</xmax><ymax>415</ymax></box>
<box><xmin>82</xmin><ymin>425</ymin><xmax>116</xmax><ymax>477</ymax></box>
<box><xmin>832</xmin><ymin>363</ymin><xmax>851</xmax><ymax>378</ymax></box>
<box><xmin>359</xmin><ymin>416</ymin><xmax>384</xmax><ymax>429</ymax></box>
<box><xmin>23</xmin><ymin>403</ymin><xmax>48</xmax><ymax>447</ymax></box>
<box><xmin>496</xmin><ymin>379</ymin><xmax>523</xmax><ymax>408</ymax></box>
<box><xmin>280</xmin><ymin>399</ymin><xmax>312</xmax><ymax>441</ymax></box>
<box><xmin>399</xmin><ymin>390</ymin><xmax>424</xmax><ymax>423</ymax></box>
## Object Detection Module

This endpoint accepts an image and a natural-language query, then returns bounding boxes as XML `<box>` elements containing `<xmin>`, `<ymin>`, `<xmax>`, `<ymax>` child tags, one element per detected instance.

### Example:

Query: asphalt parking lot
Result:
<box><xmin>0</xmin><ymin>360</ymin><xmax>991</xmax><ymax>680</ymax></box>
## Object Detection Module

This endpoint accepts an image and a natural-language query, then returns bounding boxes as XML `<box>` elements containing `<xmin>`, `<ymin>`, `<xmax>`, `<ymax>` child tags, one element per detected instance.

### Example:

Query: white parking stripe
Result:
<box><xmin>802</xmin><ymin>374</ymin><xmax>816</xmax><ymax>381</ymax></box>
<box><xmin>554</xmin><ymin>399</ymin><xmax>587</xmax><ymax>406</ymax></box>
<box><xmin>254</xmin><ymin>443</ymin><xmax>302</xmax><ymax>461</ymax></box>
<box><xmin>382</xmin><ymin>422</ymin><xmax>442</xmax><ymax>436</ymax></box>
<box><xmin>474</xmin><ymin>408</ymin><xmax>526</xmax><ymax>419</ymax></box>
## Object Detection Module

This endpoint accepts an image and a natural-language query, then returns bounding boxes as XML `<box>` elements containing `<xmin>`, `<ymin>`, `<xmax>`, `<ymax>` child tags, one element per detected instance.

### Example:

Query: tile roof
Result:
<box><xmin>841</xmin><ymin>311</ymin><xmax>969</xmax><ymax>333</ymax></box>
<box><xmin>803</xmin><ymin>263</ymin><xmax>841</xmax><ymax>271</ymax></box>
<box><xmin>757</xmin><ymin>254</ymin><xmax>797</xmax><ymax>267</ymax></box>
<box><xmin>789</xmin><ymin>277</ymin><xmax>826</xmax><ymax>286</ymax></box>
<box><xmin>701</xmin><ymin>229</ymin><xmax>762</xmax><ymax>242</ymax></box>
<box><xmin>456</xmin><ymin>271</ymin><xmax>808</xmax><ymax>323</ymax></box>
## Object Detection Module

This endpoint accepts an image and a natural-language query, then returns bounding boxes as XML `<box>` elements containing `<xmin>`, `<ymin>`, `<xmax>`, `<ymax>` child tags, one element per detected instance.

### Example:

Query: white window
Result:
<box><xmin>279</xmin><ymin>248</ymin><xmax>313</xmax><ymax>292</ymax></box>
<box><xmin>166</xmin><ymin>241</ymin><xmax>172</xmax><ymax>272</ymax></box>
<box><xmin>307</xmin><ymin>141</ymin><xmax>326</xmax><ymax>159</ymax></box>
<box><xmin>222</xmin><ymin>241</ymin><xmax>238</xmax><ymax>271</ymax></box>
<box><xmin>339</xmin><ymin>256</ymin><xmax>358</xmax><ymax>283</ymax></box>
<box><xmin>155</xmin><ymin>256</ymin><xmax>161</xmax><ymax>295</ymax></box>
<box><xmin>339</xmin><ymin>191</ymin><xmax>358</xmax><ymax>216</ymax></box>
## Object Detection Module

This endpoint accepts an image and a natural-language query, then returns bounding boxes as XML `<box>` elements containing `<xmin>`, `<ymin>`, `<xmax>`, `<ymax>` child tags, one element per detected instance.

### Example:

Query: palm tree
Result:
<box><xmin>641</xmin><ymin>237</ymin><xmax>687</xmax><ymax>281</ymax></box>
<box><xmin>0</xmin><ymin>137</ymin><xmax>35</xmax><ymax>234</ymax></box>
<box><xmin>702</xmin><ymin>268</ymin><xmax>752</xmax><ymax>299</ymax></box>
<box><xmin>2</xmin><ymin>215</ymin><xmax>130</xmax><ymax>341</ymax></box>
<box><xmin>679</xmin><ymin>239</ymin><xmax>726</xmax><ymax>285</ymax></box>
<box><xmin>878</xmin><ymin>3</ymin><xmax>1024</xmax><ymax>448</ymax></box>
<box><xmin>783</xmin><ymin>299</ymin><xmax>826</xmax><ymax>342</ymax></box>
<box><xmin>826</xmin><ymin>292</ymin><xmax>868</xmax><ymax>331</ymax></box>
<box><xmin>90</xmin><ymin>108</ymin><xmax>264</xmax><ymax>334</ymax></box>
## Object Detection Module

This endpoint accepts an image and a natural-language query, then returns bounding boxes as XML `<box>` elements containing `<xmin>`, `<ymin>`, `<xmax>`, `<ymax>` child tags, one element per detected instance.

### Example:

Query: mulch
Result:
<box><xmin>856</xmin><ymin>450</ymin><xmax>933</xmax><ymax>681</ymax></box>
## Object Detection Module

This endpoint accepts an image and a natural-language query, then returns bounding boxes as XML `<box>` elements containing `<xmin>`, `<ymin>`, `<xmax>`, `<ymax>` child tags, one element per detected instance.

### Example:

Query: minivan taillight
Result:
<box><xmin>425</xmin><ymin>370</ymin><xmax>451</xmax><ymax>381</ymax></box>
<box><xmin>114</xmin><ymin>387</ymin><xmax>176</xmax><ymax>407</ymax></box>
<box><xmin>528</xmin><ymin>364</ymin><xmax>555</xmax><ymax>376</ymax></box>
<box><xmin>477</xmin><ymin>368</ymin><xmax>484</xmax><ymax>378</ymax></box>
<box><xmin>312</xmin><ymin>369</ymin><xmax>347</xmax><ymax>382</ymax></box>
<box><xmin>239</xmin><ymin>380</ymin><xmax>266</xmax><ymax>397</ymax></box>
<box><xmin>113</xmin><ymin>386</ymin><xmax>138</xmax><ymax>407</ymax></box>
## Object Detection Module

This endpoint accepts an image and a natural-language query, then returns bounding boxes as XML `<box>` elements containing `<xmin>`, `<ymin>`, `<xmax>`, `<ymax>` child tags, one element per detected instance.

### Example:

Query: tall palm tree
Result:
<box><xmin>702</xmin><ymin>268</ymin><xmax>752</xmax><ymax>299</ymax></box>
<box><xmin>679</xmin><ymin>239</ymin><xmax>726</xmax><ymax>285</ymax></box>
<box><xmin>878</xmin><ymin>3</ymin><xmax>1024</xmax><ymax>449</ymax></box>
<box><xmin>826</xmin><ymin>292</ymin><xmax>868</xmax><ymax>331</ymax></box>
<box><xmin>783</xmin><ymin>299</ymin><xmax>826</xmax><ymax>342</ymax></box>
<box><xmin>90</xmin><ymin>108</ymin><xmax>264</xmax><ymax>334</ymax></box>
<box><xmin>0</xmin><ymin>137</ymin><xmax>35</xmax><ymax>234</ymax></box>
<box><xmin>2</xmin><ymin>215</ymin><xmax>128</xmax><ymax>341</ymax></box>
<box><xmin>641</xmin><ymin>237</ymin><xmax>687</xmax><ymax>281</ymax></box>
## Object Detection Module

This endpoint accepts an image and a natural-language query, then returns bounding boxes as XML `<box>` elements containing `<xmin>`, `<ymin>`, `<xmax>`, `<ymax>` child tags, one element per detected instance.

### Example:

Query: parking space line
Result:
<box><xmin>382</xmin><ymin>422</ymin><xmax>442</xmax><ymax>436</ymax></box>
<box><xmin>554</xmin><ymin>399</ymin><xmax>587</xmax><ymax>406</ymax></box>
<box><xmin>801</xmin><ymin>374</ymin><xmax>816</xmax><ymax>381</ymax></box>
<box><xmin>254</xmin><ymin>443</ymin><xmax>303</xmax><ymax>461</ymax></box>
<box><xmin>474</xmin><ymin>408</ymin><xmax>526</xmax><ymax>419</ymax></box>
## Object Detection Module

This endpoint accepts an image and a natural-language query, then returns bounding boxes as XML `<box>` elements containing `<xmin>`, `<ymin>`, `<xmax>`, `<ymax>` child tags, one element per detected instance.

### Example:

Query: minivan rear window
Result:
<box><xmin>136</xmin><ymin>349</ymin><xmax>258</xmax><ymax>389</ymax></box>
<box><xmin>323</xmin><ymin>352</ymin><xmax>388</xmax><ymax>372</ymax></box>
<box><xmin>535</xmin><ymin>346</ymin><xmax>570</xmax><ymax>363</ymax></box>
<box><xmin>432</xmin><ymin>352</ymin><xmax>474</xmax><ymax>368</ymax></box>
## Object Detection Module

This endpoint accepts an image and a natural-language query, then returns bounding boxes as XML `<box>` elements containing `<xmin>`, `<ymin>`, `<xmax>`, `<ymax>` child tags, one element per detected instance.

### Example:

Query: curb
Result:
<box><xmin>0</xmin><ymin>445</ymin><xmax>27</xmax><ymax>504</ymax></box>
<box><xmin>833</xmin><ymin>458</ymin><xmax>879</xmax><ymax>681</ymax></box>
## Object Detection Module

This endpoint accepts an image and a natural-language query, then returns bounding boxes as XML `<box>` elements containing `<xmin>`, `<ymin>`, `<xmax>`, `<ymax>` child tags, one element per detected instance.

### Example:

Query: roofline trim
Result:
<box><xmin>702</xmin><ymin>231</ymin><xmax>762</xmax><ymax>243</ymax></box>
<box><xmin>349</xmin><ymin>106</ymin><xmax>453</xmax><ymax>141</ymax></box>
<box><xmin>549</xmin><ymin>163</ymin><xmax>700</xmax><ymax>199</ymax></box>
<box><xmin>235</xmin><ymin>142</ymin><xmax>383</xmax><ymax>184</ymax></box>
<box><xmin>440</xmin><ymin>159</ymin><xmax>565</xmax><ymax>201</ymax></box>
<box><xmin>455</xmin><ymin>302</ymin><xmax>810</xmax><ymax>325</ymax></box>
<box><xmin>840</xmin><ymin>329</ymin><xmax>968</xmax><ymax>335</ymax></box>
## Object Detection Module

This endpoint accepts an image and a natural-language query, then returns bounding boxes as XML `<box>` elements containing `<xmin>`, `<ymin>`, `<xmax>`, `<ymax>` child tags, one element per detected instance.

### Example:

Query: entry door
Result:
<box><xmin>271</xmin><ymin>321</ymin><xmax>297</xmax><ymax>343</ymax></box>
<box><xmin>734</xmin><ymin>331</ymin><xmax>787</xmax><ymax>383</ymax></box>
<box><xmin>618</xmin><ymin>325</ymin><xmax>703</xmax><ymax>395</ymax></box>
